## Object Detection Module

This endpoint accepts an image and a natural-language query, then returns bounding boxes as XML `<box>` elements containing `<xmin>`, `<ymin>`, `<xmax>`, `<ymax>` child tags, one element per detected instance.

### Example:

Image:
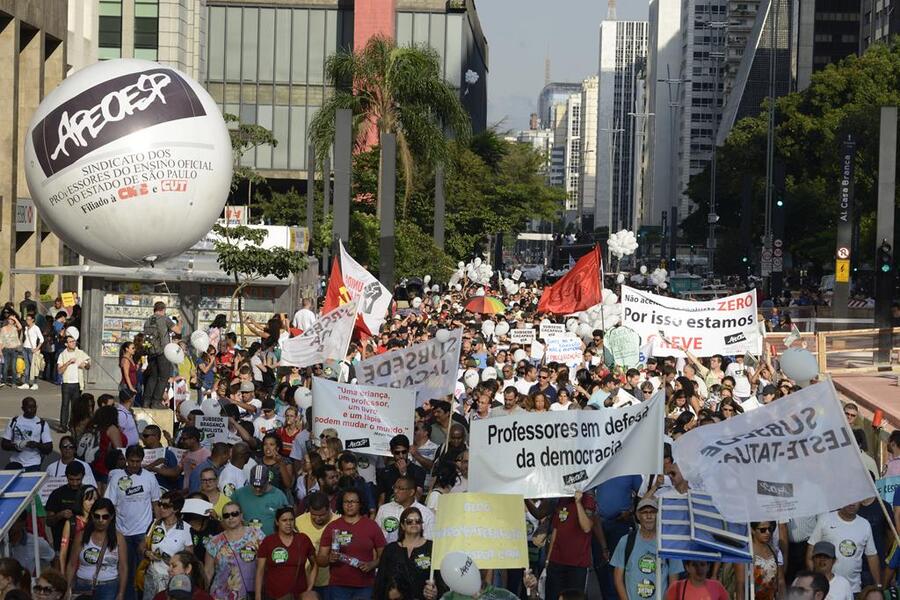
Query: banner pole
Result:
<box><xmin>656</xmin><ymin>498</ymin><xmax>663</xmax><ymax>600</ymax></box>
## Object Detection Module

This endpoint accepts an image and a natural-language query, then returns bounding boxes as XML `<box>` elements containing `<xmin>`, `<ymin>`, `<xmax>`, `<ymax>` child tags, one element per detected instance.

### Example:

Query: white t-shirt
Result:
<box><xmin>45</xmin><ymin>459</ymin><xmax>97</xmax><ymax>487</ymax></box>
<box><xmin>725</xmin><ymin>361</ymin><xmax>753</xmax><ymax>398</ymax></box>
<box><xmin>2</xmin><ymin>416</ymin><xmax>52</xmax><ymax>467</ymax></box>
<box><xmin>147</xmin><ymin>520</ymin><xmax>193</xmax><ymax>575</ymax></box>
<box><xmin>375</xmin><ymin>501</ymin><xmax>435</xmax><ymax>544</ymax></box>
<box><xmin>292</xmin><ymin>308</ymin><xmax>317</xmax><ymax>331</ymax></box>
<box><xmin>57</xmin><ymin>349</ymin><xmax>89</xmax><ymax>385</ymax></box>
<box><xmin>825</xmin><ymin>574</ymin><xmax>854</xmax><ymax>600</ymax></box>
<box><xmin>104</xmin><ymin>468</ymin><xmax>161</xmax><ymax>536</ymax></box>
<box><xmin>515</xmin><ymin>379</ymin><xmax>534</xmax><ymax>396</ymax></box>
<box><xmin>807</xmin><ymin>512</ymin><xmax>877</xmax><ymax>592</ymax></box>
<box><xmin>252</xmin><ymin>415</ymin><xmax>282</xmax><ymax>439</ymax></box>
<box><xmin>250</xmin><ymin>354</ymin><xmax>265</xmax><ymax>382</ymax></box>
<box><xmin>22</xmin><ymin>325</ymin><xmax>43</xmax><ymax>350</ymax></box>
<box><xmin>219</xmin><ymin>461</ymin><xmax>251</xmax><ymax>497</ymax></box>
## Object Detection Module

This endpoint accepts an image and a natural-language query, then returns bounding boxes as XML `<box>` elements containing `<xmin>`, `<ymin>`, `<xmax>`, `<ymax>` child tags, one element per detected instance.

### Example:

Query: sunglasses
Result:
<box><xmin>404</xmin><ymin>518</ymin><xmax>422</xmax><ymax>525</ymax></box>
<box><xmin>33</xmin><ymin>585</ymin><xmax>56</xmax><ymax>595</ymax></box>
<box><xmin>756</xmin><ymin>526</ymin><xmax>775</xmax><ymax>533</ymax></box>
<box><xmin>93</xmin><ymin>513</ymin><xmax>112</xmax><ymax>521</ymax></box>
<box><xmin>159</xmin><ymin>502</ymin><xmax>173</xmax><ymax>509</ymax></box>
<box><xmin>60</xmin><ymin>444</ymin><xmax>75</xmax><ymax>449</ymax></box>
<box><xmin>222</xmin><ymin>511</ymin><xmax>242</xmax><ymax>519</ymax></box>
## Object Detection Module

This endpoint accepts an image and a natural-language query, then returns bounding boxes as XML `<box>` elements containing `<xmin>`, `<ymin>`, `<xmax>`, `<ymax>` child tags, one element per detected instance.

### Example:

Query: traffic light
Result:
<box><xmin>877</xmin><ymin>240</ymin><xmax>893</xmax><ymax>274</ymax></box>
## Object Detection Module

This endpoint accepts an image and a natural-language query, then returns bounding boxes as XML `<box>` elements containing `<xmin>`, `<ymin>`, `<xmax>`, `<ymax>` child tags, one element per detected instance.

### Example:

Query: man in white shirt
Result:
<box><xmin>806</xmin><ymin>503</ymin><xmax>880</xmax><ymax>592</ymax></box>
<box><xmin>105</xmin><ymin>445</ymin><xmax>161</xmax><ymax>600</ymax></box>
<box><xmin>0</xmin><ymin>397</ymin><xmax>52</xmax><ymax>471</ymax></box>
<box><xmin>811</xmin><ymin>541</ymin><xmax>854</xmax><ymax>600</ymax></box>
<box><xmin>374</xmin><ymin>475</ymin><xmax>434</xmax><ymax>544</ymax></box>
<box><xmin>291</xmin><ymin>298</ymin><xmax>317</xmax><ymax>331</ymax></box>
<box><xmin>45</xmin><ymin>435</ymin><xmax>97</xmax><ymax>487</ymax></box>
<box><xmin>219</xmin><ymin>442</ymin><xmax>253</xmax><ymax>497</ymax></box>
<box><xmin>252</xmin><ymin>400</ymin><xmax>282</xmax><ymax>439</ymax></box>
<box><xmin>57</xmin><ymin>335</ymin><xmax>90</xmax><ymax>433</ymax></box>
<box><xmin>725</xmin><ymin>355</ymin><xmax>753</xmax><ymax>400</ymax></box>
<box><xmin>514</xmin><ymin>365</ymin><xmax>537</xmax><ymax>396</ymax></box>
<box><xmin>20</xmin><ymin>314</ymin><xmax>43</xmax><ymax>390</ymax></box>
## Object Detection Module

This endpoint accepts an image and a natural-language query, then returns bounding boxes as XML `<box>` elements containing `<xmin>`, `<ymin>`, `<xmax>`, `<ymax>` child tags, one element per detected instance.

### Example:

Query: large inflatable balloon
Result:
<box><xmin>440</xmin><ymin>552</ymin><xmax>481</xmax><ymax>596</ymax></box>
<box><xmin>24</xmin><ymin>59</ymin><xmax>232</xmax><ymax>267</ymax></box>
<box><xmin>780</xmin><ymin>348</ymin><xmax>819</xmax><ymax>384</ymax></box>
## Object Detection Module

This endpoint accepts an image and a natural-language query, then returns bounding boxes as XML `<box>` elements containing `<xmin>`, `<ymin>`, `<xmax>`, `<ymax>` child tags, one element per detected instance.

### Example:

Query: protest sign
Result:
<box><xmin>511</xmin><ymin>269</ymin><xmax>522</xmax><ymax>281</ymax></box>
<box><xmin>605</xmin><ymin>326</ymin><xmax>641</xmax><ymax>368</ymax></box>
<box><xmin>620</xmin><ymin>286</ymin><xmax>761</xmax><ymax>357</ymax></box>
<box><xmin>612</xmin><ymin>389</ymin><xmax>639</xmax><ymax>408</ymax></box>
<box><xmin>432</xmin><ymin>493</ymin><xmax>529</xmax><ymax>570</ymax></box>
<box><xmin>354</xmin><ymin>328</ymin><xmax>463</xmax><ymax>405</ymax></box>
<box><xmin>509</xmin><ymin>328</ymin><xmax>536</xmax><ymax>345</ymax></box>
<box><xmin>544</xmin><ymin>334</ymin><xmax>582</xmax><ymax>366</ymax></box>
<box><xmin>876</xmin><ymin>476</ymin><xmax>900</xmax><ymax>504</ymax></box>
<box><xmin>530</xmin><ymin>340</ymin><xmax>544</xmax><ymax>360</ymax></box>
<box><xmin>672</xmin><ymin>381</ymin><xmax>876</xmax><ymax>522</ymax></box>
<box><xmin>311</xmin><ymin>378</ymin><xmax>414</xmax><ymax>456</ymax></box>
<box><xmin>280</xmin><ymin>299</ymin><xmax>358</xmax><ymax>368</ymax></box>
<box><xmin>539</xmin><ymin>323</ymin><xmax>565</xmax><ymax>339</ymax></box>
<box><xmin>196</xmin><ymin>416</ymin><xmax>228</xmax><ymax>444</ymax></box>
<box><xmin>39</xmin><ymin>477</ymin><xmax>68</xmax><ymax>504</ymax></box>
<box><xmin>142</xmin><ymin>447</ymin><xmax>166</xmax><ymax>466</ymax></box>
<box><xmin>469</xmin><ymin>393</ymin><xmax>664</xmax><ymax>498</ymax></box>
<box><xmin>167</xmin><ymin>447</ymin><xmax>187</xmax><ymax>464</ymax></box>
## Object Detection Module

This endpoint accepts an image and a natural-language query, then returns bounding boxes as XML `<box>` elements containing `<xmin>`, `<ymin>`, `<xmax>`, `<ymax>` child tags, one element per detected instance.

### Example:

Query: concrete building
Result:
<box><xmin>537</xmin><ymin>82</ymin><xmax>582</xmax><ymax>129</ymax></box>
<box><xmin>796</xmin><ymin>0</ymin><xmax>860</xmax><ymax>89</ymax></box>
<box><xmin>595</xmin><ymin>19</ymin><xmax>648</xmax><ymax>232</ymax></box>
<box><xmin>577</xmin><ymin>76</ymin><xmax>598</xmax><ymax>229</ymax></box>
<box><xmin>0</xmin><ymin>0</ymin><xmax>68</xmax><ymax>302</ymax></box>
<box><xmin>515</xmin><ymin>127</ymin><xmax>554</xmax><ymax>173</ymax></box>
<box><xmin>547</xmin><ymin>101</ymin><xmax>568</xmax><ymax>188</ymax></box>
<box><xmin>563</xmin><ymin>92</ymin><xmax>582</xmax><ymax>217</ymax></box>
<box><xmin>68</xmin><ymin>0</ymin><xmax>99</xmax><ymax>73</ymax></box>
<box><xmin>861</xmin><ymin>0</ymin><xmax>898</xmax><ymax>49</ymax></box>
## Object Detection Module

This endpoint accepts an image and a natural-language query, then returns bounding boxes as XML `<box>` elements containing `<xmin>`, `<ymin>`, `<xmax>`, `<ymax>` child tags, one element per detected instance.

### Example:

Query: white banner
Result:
<box><xmin>354</xmin><ymin>328</ymin><xmax>463</xmax><ymax>405</ymax></box>
<box><xmin>311</xmin><ymin>378</ymin><xmax>414</xmax><ymax>456</ymax></box>
<box><xmin>280</xmin><ymin>299</ymin><xmax>358</xmax><ymax>368</ymax></box>
<box><xmin>544</xmin><ymin>334</ymin><xmax>583</xmax><ymax>366</ymax></box>
<box><xmin>539</xmin><ymin>323</ymin><xmax>566</xmax><ymax>339</ymax></box>
<box><xmin>509</xmin><ymin>328</ymin><xmax>536</xmax><ymax>345</ymax></box>
<box><xmin>620</xmin><ymin>286</ymin><xmax>762</xmax><ymax>357</ymax></box>
<box><xmin>197</xmin><ymin>416</ymin><xmax>228</xmax><ymax>444</ymax></box>
<box><xmin>469</xmin><ymin>392</ymin><xmax>665</xmax><ymax>498</ymax></box>
<box><xmin>340</xmin><ymin>241</ymin><xmax>392</xmax><ymax>336</ymax></box>
<box><xmin>672</xmin><ymin>381</ymin><xmax>875</xmax><ymax>522</ymax></box>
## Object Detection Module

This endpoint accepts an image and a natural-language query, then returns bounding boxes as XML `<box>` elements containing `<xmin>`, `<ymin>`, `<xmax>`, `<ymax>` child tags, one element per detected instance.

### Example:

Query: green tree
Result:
<box><xmin>224</xmin><ymin>113</ymin><xmax>278</xmax><ymax>194</ymax></box>
<box><xmin>684</xmin><ymin>41</ymin><xmax>900</xmax><ymax>274</ymax></box>
<box><xmin>308</xmin><ymin>35</ymin><xmax>471</xmax><ymax>216</ymax></box>
<box><xmin>211</xmin><ymin>224</ymin><xmax>307</xmax><ymax>344</ymax></box>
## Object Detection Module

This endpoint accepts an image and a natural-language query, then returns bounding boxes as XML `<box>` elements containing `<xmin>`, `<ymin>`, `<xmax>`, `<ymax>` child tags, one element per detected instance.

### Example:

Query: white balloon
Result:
<box><xmin>463</xmin><ymin>370</ymin><xmax>480</xmax><ymax>389</ymax></box>
<box><xmin>190</xmin><ymin>330</ymin><xmax>210</xmax><ymax>353</ymax></box>
<box><xmin>458</xmin><ymin>261</ymin><xmax>465</xmax><ymax>269</ymax></box>
<box><xmin>24</xmin><ymin>59</ymin><xmax>232</xmax><ymax>267</ymax></box>
<box><xmin>441</xmin><ymin>552</ymin><xmax>482</xmax><ymax>597</ymax></box>
<box><xmin>473</xmin><ymin>257</ymin><xmax>482</xmax><ymax>267</ymax></box>
<box><xmin>566</xmin><ymin>318</ymin><xmax>578</xmax><ymax>332</ymax></box>
<box><xmin>577</xmin><ymin>323</ymin><xmax>592</xmax><ymax>339</ymax></box>
<box><xmin>424</xmin><ymin>275</ymin><xmax>431</xmax><ymax>284</ymax></box>
<box><xmin>431</xmin><ymin>284</ymin><xmax>440</xmax><ymax>293</ymax></box>
<box><xmin>616</xmin><ymin>273</ymin><xmax>625</xmax><ymax>284</ymax></box>
<box><xmin>640</xmin><ymin>265</ymin><xmax>648</xmax><ymax>275</ymax></box>
<box><xmin>602</xmin><ymin>292</ymin><xmax>619</xmax><ymax>305</ymax></box>
<box><xmin>481</xmin><ymin>320</ymin><xmax>495</xmax><ymax>335</ymax></box>
<box><xmin>510</xmin><ymin>283</ymin><xmax>520</xmax><ymax>295</ymax></box>
<box><xmin>65</xmin><ymin>326</ymin><xmax>80</xmax><ymax>341</ymax></box>
<box><xmin>163</xmin><ymin>342</ymin><xmax>185</xmax><ymax>364</ymax></box>
<box><xmin>475</xmin><ymin>288</ymin><xmax>486</xmax><ymax>297</ymax></box>
<box><xmin>780</xmin><ymin>348</ymin><xmax>819</xmax><ymax>383</ymax></box>
<box><xmin>454</xmin><ymin>283</ymin><xmax>462</xmax><ymax>291</ymax></box>
<box><xmin>294</xmin><ymin>386</ymin><xmax>312</xmax><ymax>411</ymax></box>
<box><xmin>435</xmin><ymin>329</ymin><xmax>451</xmax><ymax>343</ymax></box>
<box><xmin>495</xmin><ymin>321</ymin><xmax>510</xmax><ymax>337</ymax></box>
<box><xmin>513</xmin><ymin>349</ymin><xmax>528</xmax><ymax>363</ymax></box>
<box><xmin>412</xmin><ymin>297</ymin><xmax>422</xmax><ymax>309</ymax></box>
<box><xmin>578</xmin><ymin>312</ymin><xmax>591</xmax><ymax>324</ymax></box>
<box><xmin>481</xmin><ymin>366</ymin><xmax>498</xmax><ymax>381</ymax></box>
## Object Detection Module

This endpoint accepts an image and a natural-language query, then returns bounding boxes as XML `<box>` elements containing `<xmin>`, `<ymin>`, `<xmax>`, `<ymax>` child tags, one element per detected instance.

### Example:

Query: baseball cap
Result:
<box><xmin>239</xmin><ymin>381</ymin><xmax>255</xmax><ymax>393</ymax></box>
<box><xmin>250</xmin><ymin>464</ymin><xmax>268</xmax><ymax>488</ymax></box>
<box><xmin>167</xmin><ymin>573</ymin><xmax>193</xmax><ymax>600</ymax></box>
<box><xmin>812</xmin><ymin>541</ymin><xmax>836</xmax><ymax>558</ymax></box>
<box><xmin>762</xmin><ymin>384</ymin><xmax>777</xmax><ymax>396</ymax></box>
<box><xmin>636</xmin><ymin>497</ymin><xmax>659</xmax><ymax>512</ymax></box>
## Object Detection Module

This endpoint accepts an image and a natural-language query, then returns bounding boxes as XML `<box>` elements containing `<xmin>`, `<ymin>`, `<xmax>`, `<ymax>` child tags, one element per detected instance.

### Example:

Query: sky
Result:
<box><xmin>477</xmin><ymin>0</ymin><xmax>649</xmax><ymax>131</ymax></box>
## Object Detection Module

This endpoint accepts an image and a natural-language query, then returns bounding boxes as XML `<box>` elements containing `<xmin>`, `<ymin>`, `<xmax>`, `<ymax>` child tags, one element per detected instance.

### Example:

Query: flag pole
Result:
<box><xmin>656</xmin><ymin>497</ymin><xmax>663</xmax><ymax>600</ymax></box>
<box><xmin>598</xmin><ymin>245</ymin><xmax>607</xmax><ymax>333</ymax></box>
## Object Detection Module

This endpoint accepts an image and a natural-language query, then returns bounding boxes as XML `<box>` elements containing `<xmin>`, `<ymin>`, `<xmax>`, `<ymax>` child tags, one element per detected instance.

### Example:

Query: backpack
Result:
<box><xmin>76</xmin><ymin>429</ymin><xmax>101</xmax><ymax>464</ymax></box>
<box><xmin>143</xmin><ymin>315</ymin><xmax>166</xmax><ymax>355</ymax></box>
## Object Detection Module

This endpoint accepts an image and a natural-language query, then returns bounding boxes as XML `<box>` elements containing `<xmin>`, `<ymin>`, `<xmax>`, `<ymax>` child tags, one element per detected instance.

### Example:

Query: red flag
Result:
<box><xmin>323</xmin><ymin>256</ymin><xmax>373</xmax><ymax>340</ymax></box>
<box><xmin>537</xmin><ymin>245</ymin><xmax>603</xmax><ymax>314</ymax></box>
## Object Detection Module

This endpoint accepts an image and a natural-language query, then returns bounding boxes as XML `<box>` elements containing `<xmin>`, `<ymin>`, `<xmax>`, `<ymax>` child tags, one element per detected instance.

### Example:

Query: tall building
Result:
<box><xmin>860</xmin><ymin>0</ymin><xmax>898</xmax><ymax>49</ymax></box>
<box><xmin>69</xmin><ymin>0</ymin><xmax>99</xmax><ymax>73</ymax></box>
<box><xmin>563</xmin><ymin>92</ymin><xmax>582</xmax><ymax>217</ymax></box>
<box><xmin>0</xmin><ymin>0</ymin><xmax>68</xmax><ymax>301</ymax></box>
<box><xmin>537</xmin><ymin>82</ymin><xmax>582</xmax><ymax>128</ymax></box>
<box><xmin>595</xmin><ymin>20</ymin><xmax>648</xmax><ymax>232</ymax></box>
<box><xmin>577</xmin><ymin>76</ymin><xmax>598</xmax><ymax>228</ymax></box>
<box><xmin>547</xmin><ymin>101</ymin><xmax>568</xmax><ymax>188</ymax></box>
<box><xmin>796</xmin><ymin>0</ymin><xmax>860</xmax><ymax>89</ymax></box>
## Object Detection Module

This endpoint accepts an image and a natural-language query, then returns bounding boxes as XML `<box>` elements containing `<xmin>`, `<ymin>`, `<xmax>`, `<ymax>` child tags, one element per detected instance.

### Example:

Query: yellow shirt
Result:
<box><xmin>211</xmin><ymin>492</ymin><xmax>230</xmax><ymax>518</ymax></box>
<box><xmin>295</xmin><ymin>512</ymin><xmax>339</xmax><ymax>587</ymax></box>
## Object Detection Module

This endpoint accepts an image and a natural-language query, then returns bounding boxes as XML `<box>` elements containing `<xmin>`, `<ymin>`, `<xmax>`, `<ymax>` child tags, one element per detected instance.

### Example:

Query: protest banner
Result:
<box><xmin>509</xmin><ymin>328</ymin><xmax>536</xmax><ymax>345</ymax></box>
<box><xmin>620</xmin><ymin>285</ymin><xmax>761</xmax><ymax>357</ymax></box>
<box><xmin>280</xmin><ymin>299</ymin><xmax>358</xmax><ymax>368</ymax></box>
<box><xmin>612</xmin><ymin>388</ymin><xmax>639</xmax><ymax>408</ymax></box>
<box><xmin>511</xmin><ymin>269</ymin><xmax>522</xmax><ymax>281</ymax></box>
<box><xmin>354</xmin><ymin>328</ymin><xmax>463</xmax><ymax>405</ymax></box>
<box><xmin>311</xmin><ymin>378</ymin><xmax>414</xmax><ymax>456</ymax></box>
<box><xmin>605</xmin><ymin>326</ymin><xmax>641</xmax><ymax>368</ymax></box>
<box><xmin>39</xmin><ymin>477</ymin><xmax>68</xmax><ymax>504</ymax></box>
<box><xmin>544</xmin><ymin>334</ymin><xmax>583</xmax><ymax>366</ymax></box>
<box><xmin>432</xmin><ymin>493</ymin><xmax>529</xmax><ymax>570</ymax></box>
<box><xmin>196</xmin><ymin>416</ymin><xmax>228</xmax><ymax>444</ymax></box>
<box><xmin>539</xmin><ymin>323</ymin><xmax>565</xmax><ymax>339</ymax></box>
<box><xmin>672</xmin><ymin>381</ymin><xmax>876</xmax><ymax>522</ymax></box>
<box><xmin>469</xmin><ymin>392</ymin><xmax>664</xmax><ymax>498</ymax></box>
<box><xmin>876</xmin><ymin>476</ymin><xmax>900</xmax><ymax>504</ymax></box>
<box><xmin>339</xmin><ymin>241</ymin><xmax>392</xmax><ymax>335</ymax></box>
<box><xmin>167</xmin><ymin>447</ymin><xmax>187</xmax><ymax>464</ymax></box>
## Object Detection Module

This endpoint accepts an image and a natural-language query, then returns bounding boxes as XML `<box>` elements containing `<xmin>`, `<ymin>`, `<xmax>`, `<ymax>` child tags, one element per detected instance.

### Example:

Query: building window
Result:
<box><xmin>134</xmin><ymin>0</ymin><xmax>159</xmax><ymax>59</ymax></box>
<box><xmin>99</xmin><ymin>0</ymin><xmax>122</xmax><ymax>58</ymax></box>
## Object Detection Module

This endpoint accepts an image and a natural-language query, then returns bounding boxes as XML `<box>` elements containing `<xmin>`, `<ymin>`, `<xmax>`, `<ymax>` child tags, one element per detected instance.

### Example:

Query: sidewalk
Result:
<box><xmin>833</xmin><ymin>373</ymin><xmax>900</xmax><ymax>428</ymax></box>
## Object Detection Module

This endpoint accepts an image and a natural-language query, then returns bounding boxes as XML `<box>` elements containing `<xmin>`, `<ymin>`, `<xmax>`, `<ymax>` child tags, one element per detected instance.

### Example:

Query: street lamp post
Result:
<box><xmin>706</xmin><ymin>19</ymin><xmax>727</xmax><ymax>277</ymax></box>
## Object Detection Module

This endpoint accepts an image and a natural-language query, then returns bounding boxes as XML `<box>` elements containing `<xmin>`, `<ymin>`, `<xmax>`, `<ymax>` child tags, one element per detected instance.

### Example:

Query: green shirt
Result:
<box><xmin>230</xmin><ymin>485</ymin><xmax>289</xmax><ymax>535</ymax></box>
<box><xmin>439</xmin><ymin>586</ymin><xmax>520</xmax><ymax>600</ymax></box>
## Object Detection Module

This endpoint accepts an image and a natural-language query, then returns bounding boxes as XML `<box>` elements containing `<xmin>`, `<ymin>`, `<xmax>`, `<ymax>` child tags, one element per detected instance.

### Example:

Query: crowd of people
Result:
<box><xmin>0</xmin><ymin>277</ymin><xmax>893</xmax><ymax>600</ymax></box>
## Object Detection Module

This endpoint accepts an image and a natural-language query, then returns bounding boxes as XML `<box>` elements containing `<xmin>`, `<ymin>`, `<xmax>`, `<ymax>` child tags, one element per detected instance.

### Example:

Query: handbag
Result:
<box><xmin>135</xmin><ymin>519</ymin><xmax>158</xmax><ymax>591</ymax></box>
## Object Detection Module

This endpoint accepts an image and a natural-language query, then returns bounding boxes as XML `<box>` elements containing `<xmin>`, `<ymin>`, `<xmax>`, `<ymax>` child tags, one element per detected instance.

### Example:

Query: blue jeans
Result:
<box><xmin>124</xmin><ymin>533</ymin><xmax>144</xmax><ymax>600</ymax></box>
<box><xmin>330</xmin><ymin>586</ymin><xmax>373</xmax><ymax>600</ymax></box>
<box><xmin>74</xmin><ymin>577</ymin><xmax>118</xmax><ymax>600</ymax></box>
<box><xmin>1</xmin><ymin>348</ymin><xmax>20</xmax><ymax>384</ymax></box>
<box><xmin>314</xmin><ymin>586</ymin><xmax>331</xmax><ymax>600</ymax></box>
<box><xmin>21</xmin><ymin>348</ymin><xmax>33</xmax><ymax>385</ymax></box>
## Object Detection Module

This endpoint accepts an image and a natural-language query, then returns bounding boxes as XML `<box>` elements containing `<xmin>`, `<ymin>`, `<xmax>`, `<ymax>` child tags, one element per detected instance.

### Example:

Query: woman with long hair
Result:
<box><xmin>65</xmin><ymin>498</ymin><xmax>127</xmax><ymax>600</ymax></box>
<box><xmin>319</xmin><ymin>436</ymin><xmax>343</xmax><ymax>467</ymax></box>
<box><xmin>275</xmin><ymin>406</ymin><xmax>303</xmax><ymax>458</ymax></box>
<box><xmin>373</xmin><ymin>506</ymin><xmax>441</xmax><ymax>600</ymax></box>
<box><xmin>749</xmin><ymin>521</ymin><xmax>784</xmax><ymax>600</ymax></box>
<box><xmin>203</xmin><ymin>501</ymin><xmax>264</xmax><ymax>600</ymax></box>
<box><xmin>550</xmin><ymin>388</ymin><xmax>574</xmax><ymax>411</ymax></box>
<box><xmin>90</xmin><ymin>405</ymin><xmax>125</xmax><ymax>490</ymax></box>
<box><xmin>208</xmin><ymin>314</ymin><xmax>228</xmax><ymax>354</ymax></box>
<box><xmin>260</xmin><ymin>433</ymin><xmax>293</xmax><ymax>493</ymax></box>
<box><xmin>0</xmin><ymin>558</ymin><xmax>29</xmax><ymax>600</ymax></box>
<box><xmin>254</xmin><ymin>507</ymin><xmax>317</xmax><ymax>600</ymax></box>
<box><xmin>294</xmin><ymin>451</ymin><xmax>323</xmax><ymax>507</ymax></box>
<box><xmin>131</xmin><ymin>333</ymin><xmax>147</xmax><ymax>408</ymax></box>
<box><xmin>151</xmin><ymin>552</ymin><xmax>212</xmax><ymax>600</ymax></box>
<box><xmin>119</xmin><ymin>342</ymin><xmax>138</xmax><ymax>396</ymax></box>
<box><xmin>30</xmin><ymin>568</ymin><xmax>67</xmax><ymax>600</ymax></box>
<box><xmin>141</xmin><ymin>491</ymin><xmax>193</xmax><ymax>600</ymax></box>
<box><xmin>59</xmin><ymin>485</ymin><xmax>98</xmax><ymax>577</ymax></box>
<box><xmin>70</xmin><ymin>393</ymin><xmax>95</xmax><ymax>441</ymax></box>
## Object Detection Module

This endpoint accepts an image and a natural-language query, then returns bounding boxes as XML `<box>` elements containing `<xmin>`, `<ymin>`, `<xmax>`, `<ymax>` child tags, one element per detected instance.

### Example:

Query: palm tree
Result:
<box><xmin>308</xmin><ymin>35</ymin><xmax>471</xmax><ymax>218</ymax></box>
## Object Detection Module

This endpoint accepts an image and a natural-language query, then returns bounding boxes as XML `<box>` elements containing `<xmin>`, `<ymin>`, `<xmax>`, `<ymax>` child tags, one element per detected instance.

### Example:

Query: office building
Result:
<box><xmin>0</xmin><ymin>0</ymin><xmax>68</xmax><ymax>301</ymax></box>
<box><xmin>861</xmin><ymin>0</ymin><xmax>897</xmax><ymax>49</ymax></box>
<box><xmin>577</xmin><ymin>76</ymin><xmax>598</xmax><ymax>228</ymax></box>
<box><xmin>538</xmin><ymin>81</ymin><xmax>582</xmax><ymax>129</ymax></box>
<box><xmin>547</xmin><ymin>101</ymin><xmax>568</xmax><ymax>188</ymax></box>
<box><xmin>595</xmin><ymin>19</ymin><xmax>648</xmax><ymax>232</ymax></box>
<box><xmin>563</xmin><ymin>92</ymin><xmax>582</xmax><ymax>216</ymax></box>
<box><xmin>797</xmin><ymin>0</ymin><xmax>860</xmax><ymax>89</ymax></box>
